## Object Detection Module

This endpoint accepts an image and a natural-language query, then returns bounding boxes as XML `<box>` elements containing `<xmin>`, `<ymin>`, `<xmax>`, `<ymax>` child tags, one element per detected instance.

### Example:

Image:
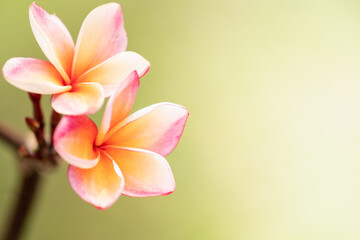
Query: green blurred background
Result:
<box><xmin>1</xmin><ymin>0</ymin><xmax>360</xmax><ymax>239</ymax></box>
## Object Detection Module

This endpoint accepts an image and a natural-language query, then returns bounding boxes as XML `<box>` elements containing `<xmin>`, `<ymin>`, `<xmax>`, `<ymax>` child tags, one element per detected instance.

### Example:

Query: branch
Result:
<box><xmin>1</xmin><ymin>169</ymin><xmax>41</xmax><ymax>240</ymax></box>
<box><xmin>0</xmin><ymin>121</ymin><xmax>23</xmax><ymax>149</ymax></box>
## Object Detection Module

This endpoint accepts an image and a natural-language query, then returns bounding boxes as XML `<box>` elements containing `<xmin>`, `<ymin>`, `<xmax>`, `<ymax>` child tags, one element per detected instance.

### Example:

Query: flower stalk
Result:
<box><xmin>1</xmin><ymin>94</ymin><xmax>61</xmax><ymax>240</ymax></box>
<box><xmin>50</xmin><ymin>110</ymin><xmax>62</xmax><ymax>149</ymax></box>
<box><xmin>28</xmin><ymin>93</ymin><xmax>45</xmax><ymax>150</ymax></box>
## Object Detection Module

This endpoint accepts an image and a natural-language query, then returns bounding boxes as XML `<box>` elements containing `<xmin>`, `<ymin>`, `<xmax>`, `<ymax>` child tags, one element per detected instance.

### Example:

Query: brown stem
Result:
<box><xmin>1</xmin><ymin>93</ymin><xmax>58</xmax><ymax>240</ymax></box>
<box><xmin>28</xmin><ymin>93</ymin><xmax>45</xmax><ymax>149</ymax></box>
<box><xmin>0</xmin><ymin>121</ymin><xmax>23</xmax><ymax>149</ymax></box>
<box><xmin>1</xmin><ymin>169</ymin><xmax>41</xmax><ymax>240</ymax></box>
<box><xmin>28</xmin><ymin>93</ymin><xmax>43</xmax><ymax>124</ymax></box>
<box><xmin>50</xmin><ymin>110</ymin><xmax>62</xmax><ymax>148</ymax></box>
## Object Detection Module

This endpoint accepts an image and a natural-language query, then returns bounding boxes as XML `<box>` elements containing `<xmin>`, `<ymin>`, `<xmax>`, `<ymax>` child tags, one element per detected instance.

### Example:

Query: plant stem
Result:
<box><xmin>1</xmin><ymin>94</ymin><xmax>61</xmax><ymax>240</ymax></box>
<box><xmin>1</xmin><ymin>169</ymin><xmax>41</xmax><ymax>240</ymax></box>
<box><xmin>28</xmin><ymin>93</ymin><xmax>45</xmax><ymax>149</ymax></box>
<box><xmin>50</xmin><ymin>110</ymin><xmax>62</xmax><ymax>149</ymax></box>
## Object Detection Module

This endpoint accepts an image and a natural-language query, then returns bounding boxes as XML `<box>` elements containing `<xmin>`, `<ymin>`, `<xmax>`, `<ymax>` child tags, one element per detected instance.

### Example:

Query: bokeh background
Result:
<box><xmin>1</xmin><ymin>0</ymin><xmax>360</xmax><ymax>239</ymax></box>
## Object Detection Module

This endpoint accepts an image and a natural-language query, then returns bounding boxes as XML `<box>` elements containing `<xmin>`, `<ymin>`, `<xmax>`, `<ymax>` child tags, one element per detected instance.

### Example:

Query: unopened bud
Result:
<box><xmin>25</xmin><ymin>117</ymin><xmax>40</xmax><ymax>132</ymax></box>
<box><xmin>18</xmin><ymin>145</ymin><xmax>31</xmax><ymax>158</ymax></box>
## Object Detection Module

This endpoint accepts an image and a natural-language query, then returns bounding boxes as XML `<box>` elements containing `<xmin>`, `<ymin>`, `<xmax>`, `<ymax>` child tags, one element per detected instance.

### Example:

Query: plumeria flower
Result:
<box><xmin>2</xmin><ymin>3</ymin><xmax>149</xmax><ymax>115</ymax></box>
<box><xmin>53</xmin><ymin>71</ymin><xmax>189</xmax><ymax>209</ymax></box>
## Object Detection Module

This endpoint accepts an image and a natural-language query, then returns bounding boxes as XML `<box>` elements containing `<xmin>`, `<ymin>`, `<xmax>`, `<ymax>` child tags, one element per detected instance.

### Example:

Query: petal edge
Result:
<box><xmin>68</xmin><ymin>152</ymin><xmax>124</xmax><ymax>209</ymax></box>
<box><xmin>51</xmin><ymin>82</ymin><xmax>105</xmax><ymax>115</ymax></box>
<box><xmin>105</xmin><ymin>103</ymin><xmax>189</xmax><ymax>156</ymax></box>
<box><xmin>29</xmin><ymin>3</ymin><xmax>74</xmax><ymax>84</ymax></box>
<box><xmin>104</xmin><ymin>146</ymin><xmax>175</xmax><ymax>197</ymax></box>
<box><xmin>54</xmin><ymin>115</ymin><xmax>99</xmax><ymax>169</ymax></box>
<box><xmin>71</xmin><ymin>3</ymin><xmax>127</xmax><ymax>80</ymax></box>
<box><xmin>2</xmin><ymin>58</ymin><xmax>71</xmax><ymax>94</ymax></box>
<box><xmin>95</xmin><ymin>71</ymin><xmax>139</xmax><ymax>146</ymax></box>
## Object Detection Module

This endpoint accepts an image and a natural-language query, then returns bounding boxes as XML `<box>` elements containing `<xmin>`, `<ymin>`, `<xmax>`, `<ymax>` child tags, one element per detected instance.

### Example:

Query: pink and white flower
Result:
<box><xmin>53</xmin><ymin>71</ymin><xmax>189</xmax><ymax>209</ymax></box>
<box><xmin>2</xmin><ymin>3</ymin><xmax>149</xmax><ymax>115</ymax></box>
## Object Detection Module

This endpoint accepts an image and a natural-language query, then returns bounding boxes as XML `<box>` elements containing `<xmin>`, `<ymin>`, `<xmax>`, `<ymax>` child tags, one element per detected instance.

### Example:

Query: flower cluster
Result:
<box><xmin>2</xmin><ymin>3</ymin><xmax>188</xmax><ymax>209</ymax></box>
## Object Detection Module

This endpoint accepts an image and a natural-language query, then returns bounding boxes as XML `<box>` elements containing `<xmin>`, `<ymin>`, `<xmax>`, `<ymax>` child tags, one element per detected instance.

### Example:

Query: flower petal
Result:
<box><xmin>104</xmin><ymin>103</ymin><xmax>189</xmax><ymax>156</ymax></box>
<box><xmin>29</xmin><ymin>3</ymin><xmax>74</xmax><ymax>84</ymax></box>
<box><xmin>53</xmin><ymin>115</ymin><xmax>99</xmax><ymax>169</ymax></box>
<box><xmin>2</xmin><ymin>58</ymin><xmax>71</xmax><ymax>94</ymax></box>
<box><xmin>51</xmin><ymin>82</ymin><xmax>104</xmax><ymax>115</ymax></box>
<box><xmin>103</xmin><ymin>146</ymin><xmax>175</xmax><ymax>197</ymax></box>
<box><xmin>75</xmin><ymin>51</ymin><xmax>149</xmax><ymax>97</ymax></box>
<box><xmin>71</xmin><ymin>3</ymin><xmax>127</xmax><ymax>80</ymax></box>
<box><xmin>68</xmin><ymin>152</ymin><xmax>124</xmax><ymax>209</ymax></box>
<box><xmin>95</xmin><ymin>71</ymin><xmax>139</xmax><ymax>146</ymax></box>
